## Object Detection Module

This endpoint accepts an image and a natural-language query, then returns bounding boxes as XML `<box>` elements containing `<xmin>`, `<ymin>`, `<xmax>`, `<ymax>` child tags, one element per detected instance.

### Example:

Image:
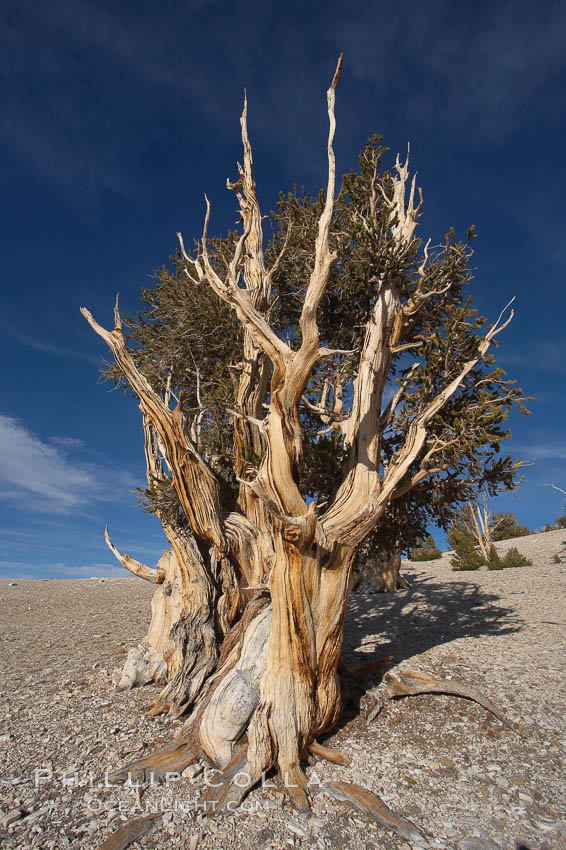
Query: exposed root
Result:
<box><xmin>102</xmin><ymin>667</ymin><xmax>511</xmax><ymax>845</ymax></box>
<box><xmin>339</xmin><ymin>655</ymin><xmax>394</xmax><ymax>680</ymax></box>
<box><xmin>97</xmin><ymin>812</ymin><xmax>162</xmax><ymax>850</ymax></box>
<box><xmin>201</xmin><ymin>740</ymin><xmax>264</xmax><ymax>813</ymax></box>
<box><xmin>117</xmin><ymin>645</ymin><xmax>167</xmax><ymax>692</ymax></box>
<box><xmin>317</xmin><ymin>781</ymin><xmax>426</xmax><ymax>843</ymax></box>
<box><xmin>384</xmin><ymin>670</ymin><xmax>514</xmax><ymax>729</ymax></box>
<box><xmin>279</xmin><ymin>765</ymin><xmax>310</xmax><ymax>812</ymax></box>
<box><xmin>308</xmin><ymin>740</ymin><xmax>350</xmax><ymax>765</ymax></box>
<box><xmin>146</xmin><ymin>700</ymin><xmax>169</xmax><ymax>717</ymax></box>
<box><xmin>366</xmin><ymin>691</ymin><xmax>385</xmax><ymax>724</ymax></box>
<box><xmin>105</xmin><ymin>734</ymin><xmax>196</xmax><ymax>785</ymax></box>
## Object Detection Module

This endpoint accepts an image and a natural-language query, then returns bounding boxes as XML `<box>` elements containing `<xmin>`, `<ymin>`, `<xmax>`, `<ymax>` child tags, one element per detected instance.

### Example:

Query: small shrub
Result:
<box><xmin>552</xmin><ymin>553</ymin><xmax>561</xmax><ymax>564</ymax></box>
<box><xmin>410</xmin><ymin>534</ymin><xmax>442</xmax><ymax>561</ymax></box>
<box><xmin>502</xmin><ymin>546</ymin><xmax>532</xmax><ymax>568</ymax></box>
<box><xmin>544</xmin><ymin>523</ymin><xmax>559</xmax><ymax>532</ymax></box>
<box><xmin>450</xmin><ymin>531</ymin><xmax>484</xmax><ymax>571</ymax></box>
<box><xmin>486</xmin><ymin>545</ymin><xmax>503</xmax><ymax>570</ymax></box>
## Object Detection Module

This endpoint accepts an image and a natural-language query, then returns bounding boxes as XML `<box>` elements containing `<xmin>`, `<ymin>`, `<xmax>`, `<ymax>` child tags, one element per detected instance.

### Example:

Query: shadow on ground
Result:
<box><xmin>344</xmin><ymin>570</ymin><xmax>521</xmax><ymax>668</ymax></box>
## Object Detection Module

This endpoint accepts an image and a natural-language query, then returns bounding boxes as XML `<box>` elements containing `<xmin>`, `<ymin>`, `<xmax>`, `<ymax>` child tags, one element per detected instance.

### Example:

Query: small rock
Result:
<box><xmin>182</xmin><ymin>763</ymin><xmax>204</xmax><ymax>780</ymax></box>
<box><xmin>20</xmin><ymin>805</ymin><xmax>50</xmax><ymax>825</ymax></box>
<box><xmin>8</xmin><ymin>581</ymin><xmax>17</xmax><ymax>586</ymax></box>
<box><xmin>1</xmin><ymin>809</ymin><xmax>23</xmax><ymax>828</ymax></box>
<box><xmin>458</xmin><ymin>839</ymin><xmax>502</xmax><ymax>850</ymax></box>
<box><xmin>287</xmin><ymin>821</ymin><xmax>307</xmax><ymax>837</ymax></box>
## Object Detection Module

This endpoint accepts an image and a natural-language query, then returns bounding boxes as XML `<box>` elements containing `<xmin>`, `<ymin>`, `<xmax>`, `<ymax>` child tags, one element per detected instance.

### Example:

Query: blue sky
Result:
<box><xmin>1</xmin><ymin>0</ymin><xmax>565</xmax><ymax>578</ymax></box>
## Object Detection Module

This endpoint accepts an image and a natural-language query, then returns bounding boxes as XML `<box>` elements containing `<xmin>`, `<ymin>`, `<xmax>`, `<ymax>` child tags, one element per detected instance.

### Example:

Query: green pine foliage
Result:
<box><xmin>450</xmin><ymin>530</ymin><xmax>484</xmax><ymax>571</ymax></box>
<box><xmin>103</xmin><ymin>134</ymin><xmax>529</xmax><ymax>549</ymax></box>
<box><xmin>486</xmin><ymin>545</ymin><xmax>503</xmax><ymax>570</ymax></box>
<box><xmin>501</xmin><ymin>546</ymin><xmax>532</xmax><ymax>568</ymax></box>
<box><xmin>409</xmin><ymin>534</ymin><xmax>443</xmax><ymax>561</ymax></box>
<box><xmin>491</xmin><ymin>513</ymin><xmax>531</xmax><ymax>541</ymax></box>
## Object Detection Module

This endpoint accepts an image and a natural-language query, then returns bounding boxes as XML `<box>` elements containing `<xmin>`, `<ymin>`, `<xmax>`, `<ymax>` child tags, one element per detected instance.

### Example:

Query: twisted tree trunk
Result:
<box><xmin>374</xmin><ymin>546</ymin><xmax>404</xmax><ymax>592</ymax></box>
<box><xmin>83</xmin><ymin>57</ymin><xmax>517</xmax><ymax>845</ymax></box>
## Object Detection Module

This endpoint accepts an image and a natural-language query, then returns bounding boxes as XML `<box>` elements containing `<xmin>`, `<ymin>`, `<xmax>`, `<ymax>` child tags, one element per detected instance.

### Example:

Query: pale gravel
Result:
<box><xmin>0</xmin><ymin>529</ymin><xmax>565</xmax><ymax>850</ymax></box>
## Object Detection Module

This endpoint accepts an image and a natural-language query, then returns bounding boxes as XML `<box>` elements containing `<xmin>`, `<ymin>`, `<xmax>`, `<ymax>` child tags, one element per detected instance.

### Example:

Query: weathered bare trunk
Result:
<box><xmin>106</xmin><ymin>526</ymin><xmax>223</xmax><ymax>716</ymax></box>
<box><xmin>194</xmin><ymin>527</ymin><xmax>355</xmax><ymax>810</ymax></box>
<box><xmin>468</xmin><ymin>497</ymin><xmax>492</xmax><ymax>561</ymax></box>
<box><xmin>103</xmin><ymin>415</ymin><xmax>235</xmax><ymax>716</ymax></box>
<box><xmin>352</xmin><ymin>545</ymin><xmax>407</xmax><ymax>592</ymax></box>
<box><xmin>117</xmin><ymin>548</ymin><xmax>177</xmax><ymax>691</ymax></box>
<box><xmin>148</xmin><ymin>530</ymin><xmax>221</xmax><ymax>716</ymax></box>
<box><xmin>374</xmin><ymin>546</ymin><xmax>403</xmax><ymax>592</ymax></box>
<box><xmin>84</xmin><ymin>58</ymin><xmax>518</xmax><ymax>848</ymax></box>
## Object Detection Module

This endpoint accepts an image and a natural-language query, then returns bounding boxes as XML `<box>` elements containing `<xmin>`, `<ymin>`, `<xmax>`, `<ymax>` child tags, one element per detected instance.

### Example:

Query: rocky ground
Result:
<box><xmin>1</xmin><ymin>529</ymin><xmax>565</xmax><ymax>850</ymax></box>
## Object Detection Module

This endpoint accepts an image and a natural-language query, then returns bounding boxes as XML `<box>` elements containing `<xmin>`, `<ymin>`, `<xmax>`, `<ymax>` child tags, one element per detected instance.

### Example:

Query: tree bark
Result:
<box><xmin>99</xmin><ymin>411</ymin><xmax>233</xmax><ymax>715</ymax></box>
<box><xmin>83</xmin><ymin>56</ymin><xmax>517</xmax><ymax>837</ymax></box>
<box><xmin>117</xmin><ymin>548</ymin><xmax>176</xmax><ymax>692</ymax></box>
<box><xmin>352</xmin><ymin>545</ymin><xmax>407</xmax><ymax>592</ymax></box>
<box><xmin>374</xmin><ymin>546</ymin><xmax>403</xmax><ymax>592</ymax></box>
<box><xmin>107</xmin><ymin>526</ymin><xmax>222</xmax><ymax>716</ymax></box>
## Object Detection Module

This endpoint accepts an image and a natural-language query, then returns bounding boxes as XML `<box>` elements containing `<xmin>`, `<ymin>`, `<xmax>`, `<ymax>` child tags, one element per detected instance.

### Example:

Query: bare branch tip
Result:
<box><xmin>113</xmin><ymin>293</ymin><xmax>122</xmax><ymax>329</ymax></box>
<box><xmin>330</xmin><ymin>54</ymin><xmax>343</xmax><ymax>92</ymax></box>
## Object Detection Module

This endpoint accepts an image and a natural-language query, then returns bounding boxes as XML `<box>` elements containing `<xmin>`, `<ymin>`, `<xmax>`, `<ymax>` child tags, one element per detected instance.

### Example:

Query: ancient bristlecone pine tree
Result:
<box><xmin>83</xmin><ymin>59</ymin><xmax>526</xmax><ymax>835</ymax></box>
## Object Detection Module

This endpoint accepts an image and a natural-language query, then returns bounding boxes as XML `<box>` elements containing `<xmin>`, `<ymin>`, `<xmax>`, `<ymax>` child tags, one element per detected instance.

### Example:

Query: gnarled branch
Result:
<box><xmin>81</xmin><ymin>300</ymin><xmax>226</xmax><ymax>549</ymax></box>
<box><xmin>104</xmin><ymin>526</ymin><xmax>165</xmax><ymax>584</ymax></box>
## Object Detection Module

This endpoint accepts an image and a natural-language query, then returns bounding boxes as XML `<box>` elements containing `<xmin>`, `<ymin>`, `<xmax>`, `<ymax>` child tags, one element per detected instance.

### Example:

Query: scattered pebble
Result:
<box><xmin>0</xmin><ymin>809</ymin><xmax>23</xmax><ymax>828</ymax></box>
<box><xmin>0</xmin><ymin>529</ymin><xmax>564</xmax><ymax>849</ymax></box>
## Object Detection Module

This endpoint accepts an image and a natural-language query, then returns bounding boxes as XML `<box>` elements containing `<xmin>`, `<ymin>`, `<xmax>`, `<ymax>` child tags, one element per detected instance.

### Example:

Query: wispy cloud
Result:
<box><xmin>2</xmin><ymin>0</ymin><xmax>565</xmax><ymax>198</ymax></box>
<box><xmin>0</xmin><ymin>559</ymin><xmax>128</xmax><ymax>579</ymax></box>
<box><xmin>0</xmin><ymin>324</ymin><xmax>100</xmax><ymax>364</ymax></box>
<box><xmin>0</xmin><ymin>0</ymin><xmax>232</xmax><ymax>196</ymax></box>
<box><xmin>0</xmin><ymin>414</ymin><xmax>141</xmax><ymax>514</ymax></box>
<box><xmin>0</xmin><ymin>414</ymin><xmax>98</xmax><ymax>512</ymax></box>
<box><xmin>521</xmin><ymin>442</ymin><xmax>566</xmax><ymax>462</ymax></box>
<box><xmin>49</xmin><ymin>435</ymin><xmax>86</xmax><ymax>450</ymax></box>
<box><xmin>324</xmin><ymin>0</ymin><xmax>566</xmax><ymax>145</ymax></box>
<box><xmin>500</xmin><ymin>339</ymin><xmax>566</xmax><ymax>374</ymax></box>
